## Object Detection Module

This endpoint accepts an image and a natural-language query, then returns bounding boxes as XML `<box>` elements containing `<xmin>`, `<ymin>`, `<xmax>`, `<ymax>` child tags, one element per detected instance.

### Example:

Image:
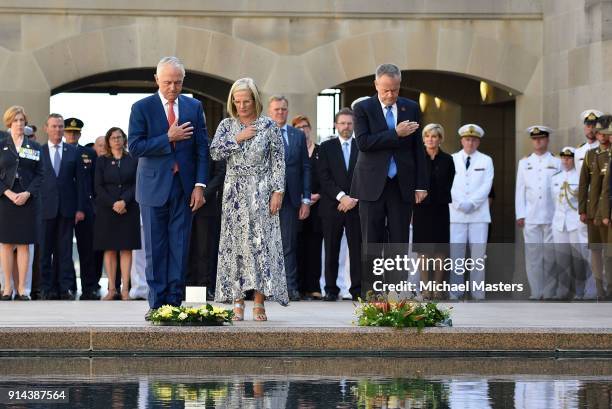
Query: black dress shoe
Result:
<box><xmin>323</xmin><ymin>293</ymin><xmax>338</xmax><ymax>301</ymax></box>
<box><xmin>59</xmin><ymin>291</ymin><xmax>75</xmax><ymax>300</ymax></box>
<box><xmin>289</xmin><ymin>291</ymin><xmax>301</xmax><ymax>301</ymax></box>
<box><xmin>0</xmin><ymin>294</ymin><xmax>12</xmax><ymax>301</ymax></box>
<box><xmin>79</xmin><ymin>290</ymin><xmax>100</xmax><ymax>300</ymax></box>
<box><xmin>144</xmin><ymin>309</ymin><xmax>154</xmax><ymax>321</ymax></box>
<box><xmin>15</xmin><ymin>294</ymin><xmax>30</xmax><ymax>301</ymax></box>
<box><xmin>206</xmin><ymin>289</ymin><xmax>216</xmax><ymax>301</ymax></box>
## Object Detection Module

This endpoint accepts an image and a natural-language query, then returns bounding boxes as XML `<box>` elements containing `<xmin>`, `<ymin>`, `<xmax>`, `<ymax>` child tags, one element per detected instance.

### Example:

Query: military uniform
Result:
<box><xmin>515</xmin><ymin>126</ymin><xmax>560</xmax><ymax>299</ymax></box>
<box><xmin>64</xmin><ymin>118</ymin><xmax>100</xmax><ymax>299</ymax></box>
<box><xmin>597</xmin><ymin>121</ymin><xmax>612</xmax><ymax>298</ymax></box>
<box><xmin>550</xmin><ymin>147</ymin><xmax>588</xmax><ymax>299</ymax></box>
<box><xmin>449</xmin><ymin>124</ymin><xmax>493</xmax><ymax>300</ymax></box>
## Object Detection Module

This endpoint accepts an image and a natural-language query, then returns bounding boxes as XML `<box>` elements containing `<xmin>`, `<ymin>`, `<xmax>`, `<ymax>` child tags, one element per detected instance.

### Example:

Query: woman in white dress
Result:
<box><xmin>211</xmin><ymin>77</ymin><xmax>288</xmax><ymax>321</ymax></box>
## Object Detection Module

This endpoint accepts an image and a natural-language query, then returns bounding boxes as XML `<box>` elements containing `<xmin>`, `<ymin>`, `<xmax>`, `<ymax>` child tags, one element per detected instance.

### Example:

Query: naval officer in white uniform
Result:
<box><xmin>515</xmin><ymin>125</ymin><xmax>560</xmax><ymax>300</ymax></box>
<box><xmin>449</xmin><ymin>124</ymin><xmax>494</xmax><ymax>300</ymax></box>
<box><xmin>550</xmin><ymin>146</ymin><xmax>588</xmax><ymax>300</ymax></box>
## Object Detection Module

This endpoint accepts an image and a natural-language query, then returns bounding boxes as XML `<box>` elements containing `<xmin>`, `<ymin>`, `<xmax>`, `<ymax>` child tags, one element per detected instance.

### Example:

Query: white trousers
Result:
<box><xmin>523</xmin><ymin>223</ymin><xmax>555</xmax><ymax>299</ymax></box>
<box><xmin>552</xmin><ymin>229</ymin><xmax>589</xmax><ymax>299</ymax></box>
<box><xmin>129</xmin><ymin>221</ymin><xmax>148</xmax><ymax>299</ymax></box>
<box><xmin>320</xmin><ymin>230</ymin><xmax>350</xmax><ymax>297</ymax></box>
<box><xmin>449</xmin><ymin>222</ymin><xmax>488</xmax><ymax>299</ymax></box>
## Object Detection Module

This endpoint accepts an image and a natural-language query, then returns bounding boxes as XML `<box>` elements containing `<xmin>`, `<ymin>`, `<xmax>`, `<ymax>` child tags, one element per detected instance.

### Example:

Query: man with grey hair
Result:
<box><xmin>351</xmin><ymin>63</ymin><xmax>428</xmax><ymax>299</ymax></box>
<box><xmin>129</xmin><ymin>56</ymin><xmax>208</xmax><ymax>319</ymax></box>
<box><xmin>268</xmin><ymin>95</ymin><xmax>311</xmax><ymax>301</ymax></box>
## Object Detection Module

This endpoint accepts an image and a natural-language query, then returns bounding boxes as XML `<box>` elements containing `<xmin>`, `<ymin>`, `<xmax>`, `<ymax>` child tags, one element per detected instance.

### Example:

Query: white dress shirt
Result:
<box><xmin>515</xmin><ymin>151</ymin><xmax>560</xmax><ymax>224</ymax></box>
<box><xmin>336</xmin><ymin>134</ymin><xmax>353</xmax><ymax>201</ymax></box>
<box><xmin>47</xmin><ymin>140</ymin><xmax>63</xmax><ymax>170</ymax></box>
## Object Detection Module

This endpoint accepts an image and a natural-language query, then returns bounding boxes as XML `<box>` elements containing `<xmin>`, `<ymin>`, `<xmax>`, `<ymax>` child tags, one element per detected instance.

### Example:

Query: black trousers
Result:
<box><xmin>322</xmin><ymin>209</ymin><xmax>362</xmax><ymax>298</ymax></box>
<box><xmin>74</xmin><ymin>213</ymin><xmax>99</xmax><ymax>293</ymax></box>
<box><xmin>186</xmin><ymin>210</ymin><xmax>221</xmax><ymax>290</ymax></box>
<box><xmin>297</xmin><ymin>215</ymin><xmax>323</xmax><ymax>294</ymax></box>
<box><xmin>359</xmin><ymin>177</ymin><xmax>412</xmax><ymax>299</ymax></box>
<box><xmin>40</xmin><ymin>216</ymin><xmax>76</xmax><ymax>295</ymax></box>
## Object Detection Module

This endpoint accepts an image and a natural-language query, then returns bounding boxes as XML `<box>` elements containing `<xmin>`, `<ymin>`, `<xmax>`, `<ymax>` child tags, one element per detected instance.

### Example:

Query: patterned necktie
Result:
<box><xmin>385</xmin><ymin>106</ymin><xmax>397</xmax><ymax>178</ymax></box>
<box><xmin>53</xmin><ymin>145</ymin><xmax>61</xmax><ymax>176</ymax></box>
<box><xmin>168</xmin><ymin>100</ymin><xmax>179</xmax><ymax>174</ymax></box>
<box><xmin>342</xmin><ymin>141</ymin><xmax>350</xmax><ymax>170</ymax></box>
<box><xmin>466</xmin><ymin>155</ymin><xmax>471</xmax><ymax>170</ymax></box>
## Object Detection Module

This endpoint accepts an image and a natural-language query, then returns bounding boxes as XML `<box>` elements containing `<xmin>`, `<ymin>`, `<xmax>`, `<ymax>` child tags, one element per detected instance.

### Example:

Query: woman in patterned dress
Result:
<box><xmin>211</xmin><ymin>77</ymin><xmax>288</xmax><ymax>321</ymax></box>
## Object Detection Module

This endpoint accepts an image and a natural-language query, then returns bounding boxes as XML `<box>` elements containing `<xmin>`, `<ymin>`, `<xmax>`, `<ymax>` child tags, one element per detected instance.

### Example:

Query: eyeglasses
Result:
<box><xmin>109</xmin><ymin>136</ymin><xmax>124</xmax><ymax>141</ymax></box>
<box><xmin>295</xmin><ymin>124</ymin><xmax>310</xmax><ymax>130</ymax></box>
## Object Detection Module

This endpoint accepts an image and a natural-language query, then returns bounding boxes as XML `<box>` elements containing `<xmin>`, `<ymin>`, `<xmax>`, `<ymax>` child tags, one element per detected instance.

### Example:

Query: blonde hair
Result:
<box><xmin>3</xmin><ymin>106</ymin><xmax>27</xmax><ymax>128</ymax></box>
<box><xmin>227</xmin><ymin>78</ymin><xmax>263</xmax><ymax>119</ymax></box>
<box><xmin>422</xmin><ymin>123</ymin><xmax>445</xmax><ymax>140</ymax></box>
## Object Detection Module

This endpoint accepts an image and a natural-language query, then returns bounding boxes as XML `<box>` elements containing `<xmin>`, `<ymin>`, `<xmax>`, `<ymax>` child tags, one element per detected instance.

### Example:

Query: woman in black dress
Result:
<box><xmin>412</xmin><ymin>123</ymin><xmax>455</xmax><ymax>300</ymax></box>
<box><xmin>94</xmin><ymin>127</ymin><xmax>141</xmax><ymax>300</ymax></box>
<box><xmin>292</xmin><ymin>115</ymin><xmax>323</xmax><ymax>300</ymax></box>
<box><xmin>0</xmin><ymin>106</ymin><xmax>43</xmax><ymax>301</ymax></box>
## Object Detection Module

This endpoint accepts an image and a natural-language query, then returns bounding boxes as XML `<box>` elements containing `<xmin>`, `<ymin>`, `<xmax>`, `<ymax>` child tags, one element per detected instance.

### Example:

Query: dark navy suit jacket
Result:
<box><xmin>40</xmin><ymin>142</ymin><xmax>86</xmax><ymax>220</ymax></box>
<box><xmin>128</xmin><ymin>93</ymin><xmax>209</xmax><ymax>207</ymax></box>
<box><xmin>350</xmin><ymin>95</ymin><xmax>428</xmax><ymax>203</ymax></box>
<box><xmin>283</xmin><ymin>125</ymin><xmax>311</xmax><ymax>208</ymax></box>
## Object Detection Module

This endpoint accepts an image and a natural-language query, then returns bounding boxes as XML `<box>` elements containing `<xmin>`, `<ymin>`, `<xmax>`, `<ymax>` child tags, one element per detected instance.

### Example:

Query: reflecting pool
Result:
<box><xmin>0</xmin><ymin>357</ymin><xmax>610</xmax><ymax>408</ymax></box>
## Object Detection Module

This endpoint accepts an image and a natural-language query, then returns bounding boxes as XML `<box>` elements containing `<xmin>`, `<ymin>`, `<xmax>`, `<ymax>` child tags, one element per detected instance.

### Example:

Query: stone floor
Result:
<box><xmin>0</xmin><ymin>300</ymin><xmax>610</xmax><ymax>353</ymax></box>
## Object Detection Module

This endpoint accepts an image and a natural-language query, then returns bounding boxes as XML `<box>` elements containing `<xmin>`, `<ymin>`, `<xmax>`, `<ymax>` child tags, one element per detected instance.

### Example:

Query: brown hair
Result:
<box><xmin>291</xmin><ymin>115</ymin><xmax>311</xmax><ymax>128</ymax></box>
<box><xmin>3</xmin><ymin>106</ymin><xmax>27</xmax><ymax>129</ymax></box>
<box><xmin>104</xmin><ymin>127</ymin><xmax>128</xmax><ymax>157</ymax></box>
<box><xmin>334</xmin><ymin>107</ymin><xmax>354</xmax><ymax>123</ymax></box>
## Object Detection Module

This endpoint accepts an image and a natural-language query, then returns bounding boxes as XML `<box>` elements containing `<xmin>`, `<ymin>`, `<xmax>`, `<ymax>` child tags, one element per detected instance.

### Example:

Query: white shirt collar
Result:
<box><xmin>461</xmin><ymin>149</ymin><xmax>477</xmax><ymax>160</ymax></box>
<box><xmin>48</xmin><ymin>140</ymin><xmax>63</xmax><ymax>149</ymax></box>
<box><xmin>378</xmin><ymin>97</ymin><xmax>397</xmax><ymax>111</ymax></box>
<box><xmin>338</xmin><ymin>134</ymin><xmax>352</xmax><ymax>144</ymax></box>
<box><xmin>158</xmin><ymin>90</ymin><xmax>178</xmax><ymax>107</ymax></box>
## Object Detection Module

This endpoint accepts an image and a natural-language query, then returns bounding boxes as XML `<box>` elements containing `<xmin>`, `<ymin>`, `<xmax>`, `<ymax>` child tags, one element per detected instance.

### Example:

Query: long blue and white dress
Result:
<box><xmin>210</xmin><ymin>115</ymin><xmax>289</xmax><ymax>306</ymax></box>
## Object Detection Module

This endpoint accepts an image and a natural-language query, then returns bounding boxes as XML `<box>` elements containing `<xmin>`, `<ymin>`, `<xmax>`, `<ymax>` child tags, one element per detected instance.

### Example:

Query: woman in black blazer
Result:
<box><xmin>292</xmin><ymin>115</ymin><xmax>323</xmax><ymax>300</ymax></box>
<box><xmin>93</xmin><ymin>127</ymin><xmax>141</xmax><ymax>300</ymax></box>
<box><xmin>412</xmin><ymin>123</ymin><xmax>455</xmax><ymax>301</ymax></box>
<box><xmin>0</xmin><ymin>106</ymin><xmax>43</xmax><ymax>301</ymax></box>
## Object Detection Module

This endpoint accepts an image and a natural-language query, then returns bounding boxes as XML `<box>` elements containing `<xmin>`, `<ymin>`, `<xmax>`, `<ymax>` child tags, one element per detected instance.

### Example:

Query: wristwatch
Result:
<box><xmin>302</xmin><ymin>198</ymin><xmax>312</xmax><ymax>205</ymax></box>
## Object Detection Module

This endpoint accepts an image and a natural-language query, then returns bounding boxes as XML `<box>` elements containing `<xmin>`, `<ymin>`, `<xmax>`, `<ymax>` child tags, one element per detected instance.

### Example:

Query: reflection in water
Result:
<box><xmin>0</xmin><ymin>358</ymin><xmax>610</xmax><ymax>408</ymax></box>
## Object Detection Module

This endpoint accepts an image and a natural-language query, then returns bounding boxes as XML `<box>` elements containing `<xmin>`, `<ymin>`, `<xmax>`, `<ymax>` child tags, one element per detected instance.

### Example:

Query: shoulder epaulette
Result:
<box><xmin>578</xmin><ymin>142</ymin><xmax>586</xmax><ymax>148</ymax></box>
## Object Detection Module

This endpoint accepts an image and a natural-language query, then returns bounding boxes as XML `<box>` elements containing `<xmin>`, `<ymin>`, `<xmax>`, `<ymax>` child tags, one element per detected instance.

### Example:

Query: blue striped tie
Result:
<box><xmin>385</xmin><ymin>106</ymin><xmax>397</xmax><ymax>178</ymax></box>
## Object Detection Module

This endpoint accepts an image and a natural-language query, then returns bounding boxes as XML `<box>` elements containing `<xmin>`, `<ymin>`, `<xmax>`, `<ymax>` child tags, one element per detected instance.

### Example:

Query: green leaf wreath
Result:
<box><xmin>150</xmin><ymin>304</ymin><xmax>234</xmax><ymax>326</ymax></box>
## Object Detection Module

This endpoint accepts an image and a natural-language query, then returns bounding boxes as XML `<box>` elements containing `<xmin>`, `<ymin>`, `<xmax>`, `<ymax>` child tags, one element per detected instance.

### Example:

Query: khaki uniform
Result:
<box><xmin>579</xmin><ymin>147</ymin><xmax>606</xmax><ymax>245</ymax></box>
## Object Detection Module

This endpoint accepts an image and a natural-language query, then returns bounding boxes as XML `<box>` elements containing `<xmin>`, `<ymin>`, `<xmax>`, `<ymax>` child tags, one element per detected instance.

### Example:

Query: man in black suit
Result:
<box><xmin>351</xmin><ymin>63</ymin><xmax>429</xmax><ymax>298</ymax></box>
<box><xmin>39</xmin><ymin>114</ymin><xmax>86</xmax><ymax>300</ymax></box>
<box><xmin>187</xmin><ymin>155</ymin><xmax>226</xmax><ymax>300</ymax></box>
<box><xmin>268</xmin><ymin>95</ymin><xmax>311</xmax><ymax>301</ymax></box>
<box><xmin>318</xmin><ymin>108</ymin><xmax>362</xmax><ymax>301</ymax></box>
<box><xmin>63</xmin><ymin>117</ymin><xmax>100</xmax><ymax>300</ymax></box>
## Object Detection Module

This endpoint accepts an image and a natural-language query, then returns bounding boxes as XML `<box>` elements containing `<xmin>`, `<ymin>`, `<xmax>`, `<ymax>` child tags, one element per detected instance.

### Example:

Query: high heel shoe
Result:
<box><xmin>253</xmin><ymin>303</ymin><xmax>267</xmax><ymax>321</ymax></box>
<box><xmin>0</xmin><ymin>293</ymin><xmax>12</xmax><ymax>301</ymax></box>
<box><xmin>232</xmin><ymin>301</ymin><xmax>244</xmax><ymax>321</ymax></box>
<box><xmin>102</xmin><ymin>289</ymin><xmax>118</xmax><ymax>301</ymax></box>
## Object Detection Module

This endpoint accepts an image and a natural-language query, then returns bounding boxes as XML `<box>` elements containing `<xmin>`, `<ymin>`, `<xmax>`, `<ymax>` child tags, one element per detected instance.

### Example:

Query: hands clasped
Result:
<box><xmin>168</xmin><ymin>118</ymin><xmax>193</xmax><ymax>143</ymax></box>
<box><xmin>458</xmin><ymin>201</ymin><xmax>475</xmax><ymax>213</ymax></box>
<box><xmin>396</xmin><ymin>121</ymin><xmax>419</xmax><ymax>138</ymax></box>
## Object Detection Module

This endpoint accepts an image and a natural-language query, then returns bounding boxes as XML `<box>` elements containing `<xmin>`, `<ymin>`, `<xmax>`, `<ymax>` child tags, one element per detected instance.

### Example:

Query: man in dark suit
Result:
<box><xmin>128</xmin><ymin>56</ymin><xmax>208</xmax><ymax>320</ymax></box>
<box><xmin>63</xmin><ymin>117</ymin><xmax>101</xmax><ymax>300</ymax></box>
<box><xmin>351</xmin><ymin>63</ymin><xmax>429</xmax><ymax>298</ymax></box>
<box><xmin>268</xmin><ymin>95</ymin><xmax>311</xmax><ymax>301</ymax></box>
<box><xmin>187</xmin><ymin>155</ymin><xmax>226</xmax><ymax>300</ymax></box>
<box><xmin>39</xmin><ymin>114</ymin><xmax>86</xmax><ymax>300</ymax></box>
<box><xmin>318</xmin><ymin>108</ymin><xmax>362</xmax><ymax>301</ymax></box>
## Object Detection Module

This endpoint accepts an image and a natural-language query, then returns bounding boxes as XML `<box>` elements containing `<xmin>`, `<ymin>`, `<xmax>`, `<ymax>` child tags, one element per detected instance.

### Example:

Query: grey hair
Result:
<box><xmin>268</xmin><ymin>95</ymin><xmax>288</xmax><ymax>106</ymax></box>
<box><xmin>375</xmin><ymin>63</ymin><xmax>401</xmax><ymax>80</ymax></box>
<box><xmin>156</xmin><ymin>56</ymin><xmax>185</xmax><ymax>78</ymax></box>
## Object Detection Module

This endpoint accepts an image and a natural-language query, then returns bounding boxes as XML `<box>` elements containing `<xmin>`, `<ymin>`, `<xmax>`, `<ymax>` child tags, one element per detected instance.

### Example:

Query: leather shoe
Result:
<box><xmin>59</xmin><ymin>291</ymin><xmax>75</xmax><ymax>301</ymax></box>
<box><xmin>0</xmin><ymin>294</ymin><xmax>12</xmax><ymax>301</ymax></box>
<box><xmin>144</xmin><ymin>309</ymin><xmax>154</xmax><ymax>321</ymax></box>
<box><xmin>323</xmin><ymin>293</ymin><xmax>338</xmax><ymax>301</ymax></box>
<box><xmin>289</xmin><ymin>291</ymin><xmax>301</xmax><ymax>301</ymax></box>
<box><xmin>206</xmin><ymin>289</ymin><xmax>216</xmax><ymax>301</ymax></box>
<box><xmin>40</xmin><ymin>291</ymin><xmax>59</xmax><ymax>300</ymax></box>
<box><xmin>80</xmin><ymin>290</ymin><xmax>100</xmax><ymax>300</ymax></box>
<box><xmin>15</xmin><ymin>294</ymin><xmax>30</xmax><ymax>301</ymax></box>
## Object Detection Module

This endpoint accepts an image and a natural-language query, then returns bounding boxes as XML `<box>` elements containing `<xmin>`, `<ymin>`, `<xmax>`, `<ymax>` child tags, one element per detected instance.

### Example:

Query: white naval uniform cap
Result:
<box><xmin>559</xmin><ymin>146</ymin><xmax>575</xmax><ymax>157</ymax></box>
<box><xmin>526</xmin><ymin>125</ymin><xmax>553</xmax><ymax>138</ymax></box>
<box><xmin>580</xmin><ymin>109</ymin><xmax>604</xmax><ymax>124</ymax></box>
<box><xmin>458</xmin><ymin>124</ymin><xmax>484</xmax><ymax>138</ymax></box>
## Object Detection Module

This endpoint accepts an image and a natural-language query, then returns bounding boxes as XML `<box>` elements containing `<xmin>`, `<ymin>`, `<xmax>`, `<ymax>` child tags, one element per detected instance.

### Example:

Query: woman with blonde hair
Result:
<box><xmin>413</xmin><ymin>123</ymin><xmax>455</xmax><ymax>300</ymax></box>
<box><xmin>211</xmin><ymin>77</ymin><xmax>287</xmax><ymax>320</ymax></box>
<box><xmin>0</xmin><ymin>106</ymin><xmax>43</xmax><ymax>301</ymax></box>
